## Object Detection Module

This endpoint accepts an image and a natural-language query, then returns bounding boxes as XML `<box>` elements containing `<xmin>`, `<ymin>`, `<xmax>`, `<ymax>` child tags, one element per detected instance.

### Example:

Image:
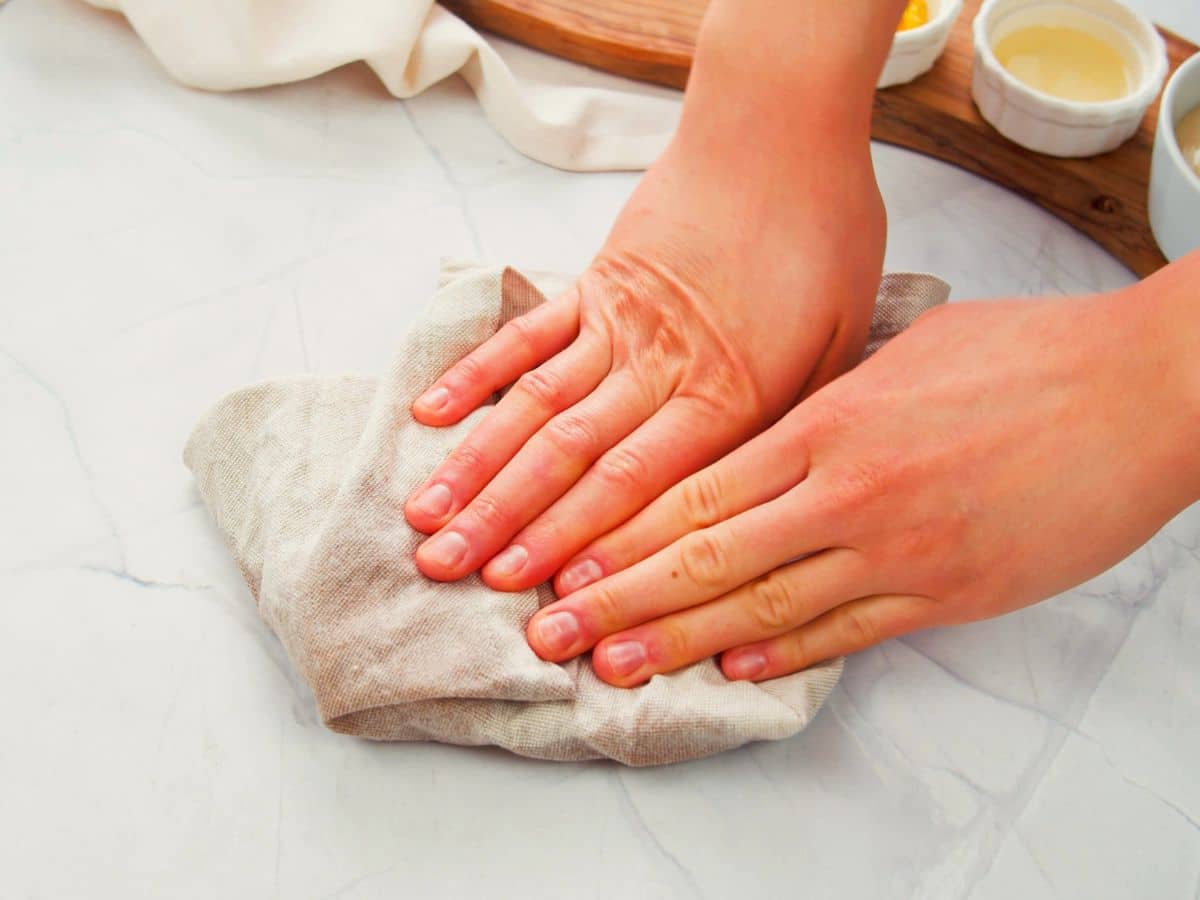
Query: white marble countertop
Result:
<box><xmin>3</xmin><ymin>1</ymin><xmax>1198</xmax><ymax>897</ymax></box>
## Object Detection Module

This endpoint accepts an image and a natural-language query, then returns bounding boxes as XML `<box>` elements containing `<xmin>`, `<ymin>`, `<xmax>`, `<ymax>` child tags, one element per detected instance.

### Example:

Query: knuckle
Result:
<box><xmin>467</xmin><ymin>492</ymin><xmax>514</xmax><ymax>532</ymax></box>
<box><xmin>649</xmin><ymin>621</ymin><xmax>692</xmax><ymax>665</ymax></box>
<box><xmin>893</xmin><ymin>518</ymin><xmax>951</xmax><ymax>565</ymax></box>
<box><xmin>680</xmin><ymin>470</ymin><xmax>725</xmax><ymax>529</ymax></box>
<box><xmin>691</xmin><ymin>361</ymin><xmax>760</xmax><ymax>418</ymax></box>
<box><xmin>515</xmin><ymin>367</ymin><xmax>568</xmax><ymax>412</ymax></box>
<box><xmin>747</xmin><ymin>574</ymin><xmax>798</xmax><ymax>633</ymax></box>
<box><xmin>543</xmin><ymin>413</ymin><xmax>602</xmax><ymax>460</ymax></box>
<box><xmin>583</xmin><ymin>585</ymin><xmax>624</xmax><ymax>630</ymax></box>
<box><xmin>783</xmin><ymin>630</ymin><xmax>817</xmax><ymax>670</ymax></box>
<box><xmin>626</xmin><ymin>364</ymin><xmax>672</xmax><ymax>409</ymax></box>
<box><xmin>447</xmin><ymin>442</ymin><xmax>488</xmax><ymax>474</ymax></box>
<box><xmin>831</xmin><ymin>460</ymin><xmax>890</xmax><ymax>508</ymax></box>
<box><xmin>520</xmin><ymin>514</ymin><xmax>565</xmax><ymax>549</ymax></box>
<box><xmin>593</xmin><ymin>445</ymin><xmax>650</xmax><ymax>490</ymax></box>
<box><xmin>499</xmin><ymin>315</ymin><xmax>540</xmax><ymax>356</ymax></box>
<box><xmin>678</xmin><ymin>530</ymin><xmax>732</xmax><ymax>590</ymax></box>
<box><xmin>451</xmin><ymin>353</ymin><xmax>487</xmax><ymax>388</ymax></box>
<box><xmin>837</xmin><ymin>604</ymin><xmax>881</xmax><ymax>650</ymax></box>
<box><xmin>807</xmin><ymin>390</ymin><xmax>859</xmax><ymax>436</ymax></box>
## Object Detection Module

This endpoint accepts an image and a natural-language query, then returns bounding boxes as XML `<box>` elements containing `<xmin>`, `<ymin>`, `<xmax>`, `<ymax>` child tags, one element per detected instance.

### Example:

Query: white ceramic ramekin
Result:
<box><xmin>879</xmin><ymin>0</ymin><xmax>966</xmax><ymax>88</ymax></box>
<box><xmin>1149</xmin><ymin>53</ymin><xmax>1200</xmax><ymax>261</ymax></box>
<box><xmin>971</xmin><ymin>0</ymin><xmax>1168</xmax><ymax>157</ymax></box>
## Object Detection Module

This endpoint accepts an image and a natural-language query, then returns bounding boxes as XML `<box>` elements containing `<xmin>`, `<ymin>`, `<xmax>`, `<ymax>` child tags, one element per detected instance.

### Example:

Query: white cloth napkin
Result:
<box><xmin>183</xmin><ymin>261</ymin><xmax>949</xmax><ymax>765</ymax></box>
<box><xmin>80</xmin><ymin>0</ymin><xmax>681</xmax><ymax>170</ymax></box>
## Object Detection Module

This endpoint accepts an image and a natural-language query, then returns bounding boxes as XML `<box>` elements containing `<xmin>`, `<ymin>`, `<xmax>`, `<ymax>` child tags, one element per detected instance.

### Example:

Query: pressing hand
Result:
<box><xmin>403</xmin><ymin>0</ymin><xmax>903</xmax><ymax>588</ymax></box>
<box><xmin>525</xmin><ymin>265</ymin><xmax>1200</xmax><ymax>685</ymax></box>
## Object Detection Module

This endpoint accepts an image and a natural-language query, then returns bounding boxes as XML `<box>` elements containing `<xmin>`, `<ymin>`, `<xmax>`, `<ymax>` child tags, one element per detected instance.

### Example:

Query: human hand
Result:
<box><xmin>525</xmin><ymin>269</ymin><xmax>1200</xmax><ymax>685</ymax></box>
<box><xmin>404</xmin><ymin>114</ymin><xmax>886</xmax><ymax>588</ymax></box>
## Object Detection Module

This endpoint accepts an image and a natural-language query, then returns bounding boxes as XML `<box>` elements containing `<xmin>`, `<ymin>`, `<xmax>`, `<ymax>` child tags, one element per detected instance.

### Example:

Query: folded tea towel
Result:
<box><xmin>184</xmin><ymin>262</ymin><xmax>950</xmax><ymax>765</ymax></box>
<box><xmin>80</xmin><ymin>0</ymin><xmax>681</xmax><ymax>171</ymax></box>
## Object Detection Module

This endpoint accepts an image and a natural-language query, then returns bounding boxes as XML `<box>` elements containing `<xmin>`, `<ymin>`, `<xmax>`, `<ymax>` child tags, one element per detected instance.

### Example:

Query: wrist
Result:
<box><xmin>674</xmin><ymin>44</ymin><xmax>871</xmax><ymax>176</ymax></box>
<box><xmin>674</xmin><ymin>0</ymin><xmax>905</xmax><ymax>165</ymax></box>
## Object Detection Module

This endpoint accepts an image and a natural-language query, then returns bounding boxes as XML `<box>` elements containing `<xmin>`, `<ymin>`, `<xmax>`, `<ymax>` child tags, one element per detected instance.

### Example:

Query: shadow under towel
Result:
<box><xmin>184</xmin><ymin>261</ymin><xmax>949</xmax><ymax>765</ymax></box>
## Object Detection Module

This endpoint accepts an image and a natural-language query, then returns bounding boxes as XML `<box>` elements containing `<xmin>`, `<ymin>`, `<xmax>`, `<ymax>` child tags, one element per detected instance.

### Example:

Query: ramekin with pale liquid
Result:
<box><xmin>971</xmin><ymin>0</ymin><xmax>1168</xmax><ymax>157</ymax></box>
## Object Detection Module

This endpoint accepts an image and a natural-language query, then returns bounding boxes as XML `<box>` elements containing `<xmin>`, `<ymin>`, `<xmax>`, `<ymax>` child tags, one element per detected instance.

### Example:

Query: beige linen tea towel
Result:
<box><xmin>80</xmin><ymin>0</ymin><xmax>680</xmax><ymax>171</ymax></box>
<box><xmin>184</xmin><ymin>261</ymin><xmax>949</xmax><ymax>765</ymax></box>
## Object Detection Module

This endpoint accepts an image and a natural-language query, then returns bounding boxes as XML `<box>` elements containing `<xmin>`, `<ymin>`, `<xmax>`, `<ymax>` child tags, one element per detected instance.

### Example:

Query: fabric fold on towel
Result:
<box><xmin>184</xmin><ymin>261</ymin><xmax>950</xmax><ymax>765</ymax></box>
<box><xmin>80</xmin><ymin>0</ymin><xmax>681</xmax><ymax>171</ymax></box>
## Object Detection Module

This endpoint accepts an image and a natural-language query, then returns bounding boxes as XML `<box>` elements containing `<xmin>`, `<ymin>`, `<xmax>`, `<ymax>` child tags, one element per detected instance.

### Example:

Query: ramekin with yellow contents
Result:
<box><xmin>880</xmin><ymin>0</ymin><xmax>966</xmax><ymax>87</ymax></box>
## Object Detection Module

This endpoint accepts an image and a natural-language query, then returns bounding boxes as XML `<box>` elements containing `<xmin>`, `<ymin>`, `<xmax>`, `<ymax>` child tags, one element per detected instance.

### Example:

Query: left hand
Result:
<box><xmin>402</xmin><ymin>0</ymin><xmax>902</xmax><ymax>591</ymax></box>
<box><xmin>404</xmin><ymin>134</ymin><xmax>885</xmax><ymax>588</ymax></box>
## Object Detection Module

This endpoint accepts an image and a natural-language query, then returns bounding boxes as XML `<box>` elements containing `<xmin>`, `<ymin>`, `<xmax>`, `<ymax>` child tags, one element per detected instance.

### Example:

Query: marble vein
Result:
<box><xmin>613</xmin><ymin>770</ymin><xmax>705</xmax><ymax>899</ymax></box>
<box><xmin>111</xmin><ymin>228</ymin><xmax>389</xmax><ymax>338</ymax></box>
<box><xmin>80</xmin><ymin>563</ymin><xmax>212</xmax><ymax>592</ymax></box>
<box><xmin>399</xmin><ymin>101</ymin><xmax>485</xmax><ymax>258</ymax></box>
<box><xmin>0</xmin><ymin>345</ymin><xmax>127</xmax><ymax>566</ymax></box>
<box><xmin>319</xmin><ymin>865</ymin><xmax>399</xmax><ymax>900</ymax></box>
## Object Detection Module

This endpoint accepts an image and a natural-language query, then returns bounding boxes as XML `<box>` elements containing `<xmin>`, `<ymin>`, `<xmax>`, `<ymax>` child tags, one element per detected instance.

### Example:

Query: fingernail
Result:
<box><xmin>726</xmin><ymin>650</ymin><xmax>767</xmax><ymax>680</ymax></box>
<box><xmin>534</xmin><ymin>611</ymin><xmax>580</xmax><ymax>655</ymax></box>
<box><xmin>605</xmin><ymin>640</ymin><xmax>646</xmax><ymax>677</ymax></box>
<box><xmin>489</xmin><ymin>544</ymin><xmax>528</xmax><ymax>578</ymax></box>
<box><xmin>421</xmin><ymin>531</ymin><xmax>469</xmax><ymax>568</ymax></box>
<box><xmin>559</xmin><ymin>558</ymin><xmax>603</xmax><ymax>595</ymax></box>
<box><xmin>417</xmin><ymin>386</ymin><xmax>450</xmax><ymax>412</ymax></box>
<box><xmin>411</xmin><ymin>483</ymin><xmax>453</xmax><ymax>519</ymax></box>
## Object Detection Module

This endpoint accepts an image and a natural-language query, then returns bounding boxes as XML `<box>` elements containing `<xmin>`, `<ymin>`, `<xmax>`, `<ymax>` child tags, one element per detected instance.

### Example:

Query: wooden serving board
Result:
<box><xmin>442</xmin><ymin>0</ymin><xmax>1197</xmax><ymax>276</ymax></box>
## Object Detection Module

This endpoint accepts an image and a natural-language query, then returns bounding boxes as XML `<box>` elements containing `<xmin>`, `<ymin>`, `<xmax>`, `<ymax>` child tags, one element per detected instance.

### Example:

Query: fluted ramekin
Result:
<box><xmin>879</xmin><ymin>0</ymin><xmax>966</xmax><ymax>88</ymax></box>
<box><xmin>1149</xmin><ymin>52</ymin><xmax>1200</xmax><ymax>261</ymax></box>
<box><xmin>971</xmin><ymin>0</ymin><xmax>1168</xmax><ymax>157</ymax></box>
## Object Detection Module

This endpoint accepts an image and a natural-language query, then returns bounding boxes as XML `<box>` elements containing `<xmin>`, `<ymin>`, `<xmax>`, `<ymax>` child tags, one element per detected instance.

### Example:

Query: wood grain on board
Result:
<box><xmin>441</xmin><ymin>0</ymin><xmax>1198</xmax><ymax>276</ymax></box>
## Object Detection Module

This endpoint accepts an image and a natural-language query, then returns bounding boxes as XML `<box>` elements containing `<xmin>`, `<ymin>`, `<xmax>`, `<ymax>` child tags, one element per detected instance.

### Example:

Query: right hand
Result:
<box><xmin>523</xmin><ymin>265</ymin><xmax>1200</xmax><ymax>686</ymax></box>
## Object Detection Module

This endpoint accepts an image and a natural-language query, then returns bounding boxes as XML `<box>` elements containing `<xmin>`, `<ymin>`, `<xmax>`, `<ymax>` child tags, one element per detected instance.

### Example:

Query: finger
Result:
<box><xmin>526</xmin><ymin>480</ymin><xmax>840</xmax><ymax>662</ymax></box>
<box><xmin>590</xmin><ymin>549</ymin><xmax>865</xmax><ymax>687</ymax></box>
<box><xmin>720</xmin><ymin>594</ymin><xmax>932</xmax><ymax>681</ymax></box>
<box><xmin>405</xmin><ymin>333</ymin><xmax>610</xmax><ymax>534</ymax></box>
<box><xmin>415</xmin><ymin>371</ymin><xmax>656</xmax><ymax>581</ymax></box>
<box><xmin>412</xmin><ymin>291</ymin><xmax>580</xmax><ymax>425</ymax></box>
<box><xmin>483</xmin><ymin>397</ymin><xmax>748</xmax><ymax>592</ymax></box>
<box><xmin>553</xmin><ymin>409</ymin><xmax>813</xmax><ymax>597</ymax></box>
